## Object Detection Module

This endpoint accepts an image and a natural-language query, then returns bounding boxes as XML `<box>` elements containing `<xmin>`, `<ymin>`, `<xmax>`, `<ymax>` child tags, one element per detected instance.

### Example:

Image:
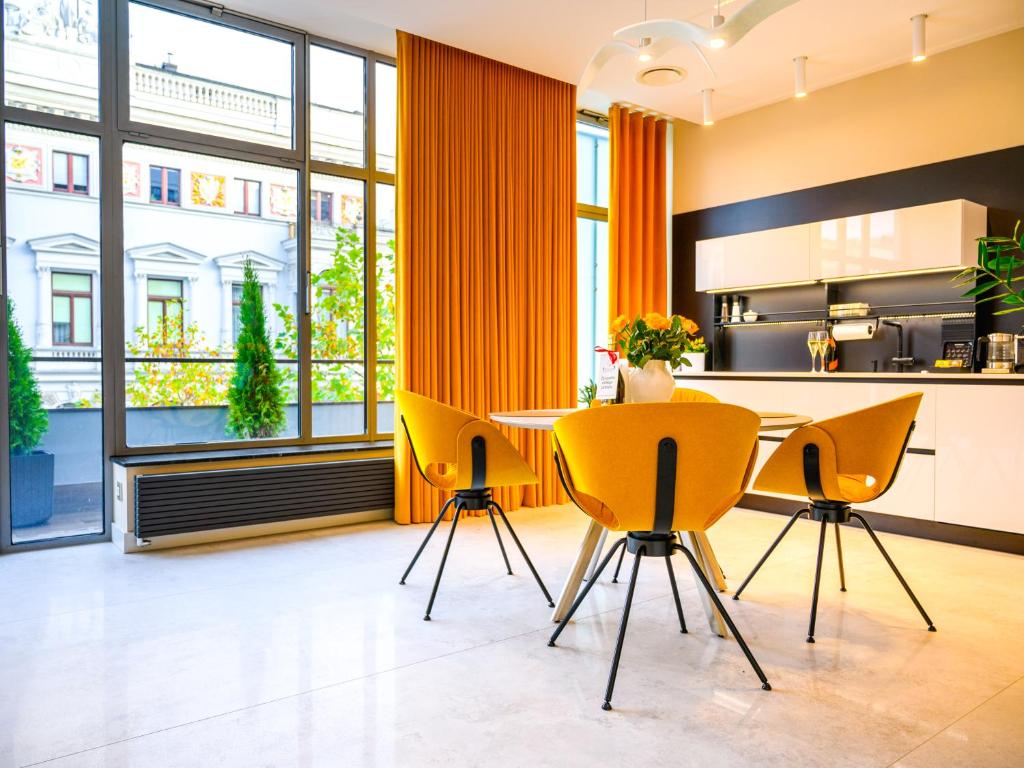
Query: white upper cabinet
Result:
<box><xmin>695</xmin><ymin>199</ymin><xmax>987</xmax><ymax>292</ymax></box>
<box><xmin>811</xmin><ymin>199</ymin><xmax>987</xmax><ymax>280</ymax></box>
<box><xmin>695</xmin><ymin>223</ymin><xmax>811</xmax><ymax>292</ymax></box>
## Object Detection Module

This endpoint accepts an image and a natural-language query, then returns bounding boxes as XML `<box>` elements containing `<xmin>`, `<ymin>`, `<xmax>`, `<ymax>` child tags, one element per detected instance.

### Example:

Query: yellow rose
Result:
<box><xmin>610</xmin><ymin>314</ymin><xmax>628</xmax><ymax>334</ymax></box>
<box><xmin>644</xmin><ymin>312</ymin><xmax>671</xmax><ymax>330</ymax></box>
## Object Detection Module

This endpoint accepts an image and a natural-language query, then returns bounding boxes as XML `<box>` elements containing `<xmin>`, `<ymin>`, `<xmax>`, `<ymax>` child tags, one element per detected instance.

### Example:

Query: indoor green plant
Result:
<box><xmin>954</xmin><ymin>220</ymin><xmax>1024</xmax><ymax>314</ymax></box>
<box><xmin>610</xmin><ymin>312</ymin><xmax>699</xmax><ymax>402</ymax></box>
<box><xmin>227</xmin><ymin>259</ymin><xmax>287</xmax><ymax>439</ymax></box>
<box><xmin>7</xmin><ymin>300</ymin><xmax>53</xmax><ymax>528</ymax></box>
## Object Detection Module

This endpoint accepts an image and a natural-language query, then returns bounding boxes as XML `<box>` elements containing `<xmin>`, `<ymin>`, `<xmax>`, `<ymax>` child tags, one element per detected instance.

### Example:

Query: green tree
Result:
<box><xmin>7</xmin><ymin>301</ymin><xmax>48</xmax><ymax>454</ymax></box>
<box><xmin>227</xmin><ymin>259</ymin><xmax>287</xmax><ymax>438</ymax></box>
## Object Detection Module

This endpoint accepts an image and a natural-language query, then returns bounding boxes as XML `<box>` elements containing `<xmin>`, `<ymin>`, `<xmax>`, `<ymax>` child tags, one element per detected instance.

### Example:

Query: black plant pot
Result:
<box><xmin>11</xmin><ymin>450</ymin><xmax>55</xmax><ymax>528</ymax></box>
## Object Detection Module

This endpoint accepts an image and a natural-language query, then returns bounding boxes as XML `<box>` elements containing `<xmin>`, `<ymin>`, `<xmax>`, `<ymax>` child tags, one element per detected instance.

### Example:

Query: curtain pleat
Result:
<box><xmin>394</xmin><ymin>32</ymin><xmax>577</xmax><ymax>524</ymax></box>
<box><xmin>608</xmin><ymin>105</ymin><xmax>668</xmax><ymax>322</ymax></box>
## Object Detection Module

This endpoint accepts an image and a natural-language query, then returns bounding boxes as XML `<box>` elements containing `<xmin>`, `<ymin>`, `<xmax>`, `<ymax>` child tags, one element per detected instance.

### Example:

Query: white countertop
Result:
<box><xmin>674</xmin><ymin>370</ymin><xmax>1022</xmax><ymax>382</ymax></box>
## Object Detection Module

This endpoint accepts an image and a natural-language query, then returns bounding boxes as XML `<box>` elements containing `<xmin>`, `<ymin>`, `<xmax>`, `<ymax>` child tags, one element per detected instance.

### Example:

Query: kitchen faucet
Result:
<box><xmin>882</xmin><ymin>320</ymin><xmax>915</xmax><ymax>372</ymax></box>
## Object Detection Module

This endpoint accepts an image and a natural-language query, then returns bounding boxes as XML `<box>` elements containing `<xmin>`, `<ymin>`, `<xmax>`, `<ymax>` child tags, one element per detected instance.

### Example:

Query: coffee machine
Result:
<box><xmin>976</xmin><ymin>333</ymin><xmax>1016</xmax><ymax>372</ymax></box>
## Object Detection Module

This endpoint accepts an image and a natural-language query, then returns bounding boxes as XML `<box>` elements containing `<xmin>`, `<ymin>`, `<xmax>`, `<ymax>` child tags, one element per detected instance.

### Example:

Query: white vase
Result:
<box><xmin>679</xmin><ymin>352</ymin><xmax>707</xmax><ymax>372</ymax></box>
<box><xmin>628</xmin><ymin>360</ymin><xmax>676</xmax><ymax>403</ymax></box>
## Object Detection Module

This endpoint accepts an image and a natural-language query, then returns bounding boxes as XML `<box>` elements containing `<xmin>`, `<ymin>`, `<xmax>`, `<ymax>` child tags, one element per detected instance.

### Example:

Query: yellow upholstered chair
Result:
<box><xmin>548</xmin><ymin>402</ymin><xmax>770</xmax><ymax>710</ymax></box>
<box><xmin>733</xmin><ymin>393</ymin><xmax>935</xmax><ymax>643</ymax></box>
<box><xmin>395</xmin><ymin>390</ymin><xmax>553</xmax><ymax>620</ymax></box>
<box><xmin>670</xmin><ymin>387</ymin><xmax>719</xmax><ymax>403</ymax></box>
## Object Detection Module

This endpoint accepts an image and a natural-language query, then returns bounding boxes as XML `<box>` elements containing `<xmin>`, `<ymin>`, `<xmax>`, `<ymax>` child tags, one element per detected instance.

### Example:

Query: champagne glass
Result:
<box><xmin>814</xmin><ymin>331</ymin><xmax>830</xmax><ymax>374</ymax></box>
<box><xmin>806</xmin><ymin>331</ymin><xmax>819</xmax><ymax>373</ymax></box>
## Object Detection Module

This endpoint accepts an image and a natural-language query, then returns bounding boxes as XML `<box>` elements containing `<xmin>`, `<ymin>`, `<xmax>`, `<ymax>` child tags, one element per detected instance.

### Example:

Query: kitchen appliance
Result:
<box><xmin>1016</xmin><ymin>332</ymin><xmax>1024</xmax><ymax>373</ymax></box>
<box><xmin>976</xmin><ymin>332</ymin><xmax>1015</xmax><ymax>371</ymax></box>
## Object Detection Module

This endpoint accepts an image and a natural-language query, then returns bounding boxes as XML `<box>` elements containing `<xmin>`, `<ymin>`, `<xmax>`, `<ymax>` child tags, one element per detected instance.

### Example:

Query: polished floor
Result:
<box><xmin>2</xmin><ymin>505</ymin><xmax>1022</xmax><ymax>767</ymax></box>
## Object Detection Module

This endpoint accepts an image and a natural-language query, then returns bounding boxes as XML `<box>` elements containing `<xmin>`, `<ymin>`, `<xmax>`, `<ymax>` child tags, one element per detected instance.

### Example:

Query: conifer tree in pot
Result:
<box><xmin>226</xmin><ymin>259</ymin><xmax>286</xmax><ymax>439</ymax></box>
<box><xmin>7</xmin><ymin>300</ymin><xmax>53</xmax><ymax>527</ymax></box>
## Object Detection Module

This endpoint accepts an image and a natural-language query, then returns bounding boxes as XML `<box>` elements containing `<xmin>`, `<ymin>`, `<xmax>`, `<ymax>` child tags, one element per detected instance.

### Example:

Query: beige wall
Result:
<box><xmin>674</xmin><ymin>27</ymin><xmax>1024</xmax><ymax>214</ymax></box>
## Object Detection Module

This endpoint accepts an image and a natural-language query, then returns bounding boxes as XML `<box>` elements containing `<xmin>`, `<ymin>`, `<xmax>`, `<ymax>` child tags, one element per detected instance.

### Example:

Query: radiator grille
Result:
<box><xmin>135</xmin><ymin>459</ymin><xmax>393</xmax><ymax>538</ymax></box>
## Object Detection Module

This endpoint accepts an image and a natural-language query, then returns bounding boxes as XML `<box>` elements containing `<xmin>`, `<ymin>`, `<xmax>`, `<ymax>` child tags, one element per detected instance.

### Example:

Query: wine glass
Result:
<box><xmin>806</xmin><ymin>331</ymin><xmax>819</xmax><ymax>373</ymax></box>
<box><xmin>814</xmin><ymin>331</ymin><xmax>830</xmax><ymax>374</ymax></box>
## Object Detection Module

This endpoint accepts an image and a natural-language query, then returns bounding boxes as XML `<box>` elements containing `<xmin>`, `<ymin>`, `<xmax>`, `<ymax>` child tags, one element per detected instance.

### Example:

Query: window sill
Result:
<box><xmin>111</xmin><ymin>439</ymin><xmax>394</xmax><ymax>468</ymax></box>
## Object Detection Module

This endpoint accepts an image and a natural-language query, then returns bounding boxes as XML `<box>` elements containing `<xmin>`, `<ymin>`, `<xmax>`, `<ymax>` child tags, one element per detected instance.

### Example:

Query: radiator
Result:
<box><xmin>134</xmin><ymin>459</ymin><xmax>394</xmax><ymax>538</ymax></box>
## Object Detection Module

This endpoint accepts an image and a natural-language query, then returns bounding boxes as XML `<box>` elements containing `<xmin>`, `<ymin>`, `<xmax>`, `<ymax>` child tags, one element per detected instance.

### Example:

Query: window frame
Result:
<box><xmin>51</xmin><ymin>272</ymin><xmax>94</xmax><ymax>346</ymax></box>
<box><xmin>234</xmin><ymin>179</ymin><xmax>261</xmax><ymax>216</ymax></box>
<box><xmin>311</xmin><ymin>189</ymin><xmax>333</xmax><ymax>223</ymax></box>
<box><xmin>53</xmin><ymin>151</ymin><xmax>90</xmax><ymax>195</ymax></box>
<box><xmin>146</xmin><ymin>277</ymin><xmax>184</xmax><ymax>337</ymax></box>
<box><xmin>148</xmin><ymin>164</ymin><xmax>181</xmax><ymax>206</ymax></box>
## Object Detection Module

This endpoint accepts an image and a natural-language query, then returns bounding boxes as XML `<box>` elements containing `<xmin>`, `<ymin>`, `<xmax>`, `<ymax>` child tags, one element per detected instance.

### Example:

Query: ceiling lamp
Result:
<box><xmin>578</xmin><ymin>0</ymin><xmax>799</xmax><ymax>99</ymax></box>
<box><xmin>793</xmin><ymin>55</ymin><xmax>807</xmax><ymax>97</ymax></box>
<box><xmin>911</xmin><ymin>14</ymin><xmax>928</xmax><ymax>62</ymax></box>
<box><xmin>702</xmin><ymin>89</ymin><xmax>715</xmax><ymax>126</ymax></box>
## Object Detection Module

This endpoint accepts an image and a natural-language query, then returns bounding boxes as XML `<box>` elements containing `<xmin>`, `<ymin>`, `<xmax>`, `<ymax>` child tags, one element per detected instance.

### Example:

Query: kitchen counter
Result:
<box><xmin>675</xmin><ymin>370</ymin><xmax>1022</xmax><ymax>384</ymax></box>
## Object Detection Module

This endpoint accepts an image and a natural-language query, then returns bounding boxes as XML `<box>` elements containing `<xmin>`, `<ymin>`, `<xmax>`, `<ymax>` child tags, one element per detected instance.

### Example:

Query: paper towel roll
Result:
<box><xmin>832</xmin><ymin>323</ymin><xmax>875</xmax><ymax>341</ymax></box>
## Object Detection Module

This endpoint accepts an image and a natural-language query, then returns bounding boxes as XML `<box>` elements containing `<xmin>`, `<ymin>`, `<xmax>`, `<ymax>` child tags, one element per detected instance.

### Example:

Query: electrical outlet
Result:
<box><xmin>116</xmin><ymin>481</ymin><xmax>123</xmax><ymax>502</ymax></box>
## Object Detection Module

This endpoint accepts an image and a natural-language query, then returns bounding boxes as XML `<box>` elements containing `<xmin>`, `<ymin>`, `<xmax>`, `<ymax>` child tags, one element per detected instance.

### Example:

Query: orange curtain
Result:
<box><xmin>608</xmin><ymin>105</ymin><xmax>668</xmax><ymax>323</ymax></box>
<box><xmin>394</xmin><ymin>32</ymin><xmax>577</xmax><ymax>524</ymax></box>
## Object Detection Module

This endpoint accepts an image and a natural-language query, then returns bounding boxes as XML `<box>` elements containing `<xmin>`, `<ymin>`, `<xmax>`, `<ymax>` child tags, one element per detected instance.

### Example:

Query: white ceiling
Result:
<box><xmin>228</xmin><ymin>0</ymin><xmax>1024</xmax><ymax>123</ymax></box>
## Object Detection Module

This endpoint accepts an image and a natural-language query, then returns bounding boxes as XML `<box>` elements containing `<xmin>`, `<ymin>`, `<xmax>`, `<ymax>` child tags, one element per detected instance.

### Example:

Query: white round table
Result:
<box><xmin>490</xmin><ymin>405</ymin><xmax>813</xmax><ymax>633</ymax></box>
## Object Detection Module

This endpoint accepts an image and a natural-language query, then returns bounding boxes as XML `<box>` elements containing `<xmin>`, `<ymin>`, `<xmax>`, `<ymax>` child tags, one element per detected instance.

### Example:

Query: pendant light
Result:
<box><xmin>709</xmin><ymin>0</ymin><xmax>726</xmax><ymax>48</ymax></box>
<box><xmin>702</xmin><ymin>89</ymin><xmax>714</xmax><ymax>126</ymax></box>
<box><xmin>794</xmin><ymin>56</ymin><xmax>808</xmax><ymax>98</ymax></box>
<box><xmin>911</xmin><ymin>14</ymin><xmax>927</xmax><ymax>62</ymax></box>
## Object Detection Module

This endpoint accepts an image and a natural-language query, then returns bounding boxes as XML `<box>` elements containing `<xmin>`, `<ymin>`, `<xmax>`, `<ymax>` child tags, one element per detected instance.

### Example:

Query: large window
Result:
<box><xmin>576</xmin><ymin>119</ymin><xmax>610</xmax><ymax>389</ymax></box>
<box><xmin>1</xmin><ymin>0</ymin><xmax>396</xmax><ymax>550</ymax></box>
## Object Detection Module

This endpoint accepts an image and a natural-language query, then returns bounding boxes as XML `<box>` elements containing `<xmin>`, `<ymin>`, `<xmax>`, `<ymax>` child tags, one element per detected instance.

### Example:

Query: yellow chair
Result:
<box><xmin>548</xmin><ymin>402</ymin><xmax>770</xmax><ymax>710</ymax></box>
<box><xmin>733</xmin><ymin>393</ymin><xmax>935</xmax><ymax>643</ymax></box>
<box><xmin>395</xmin><ymin>390</ymin><xmax>554</xmax><ymax>620</ymax></box>
<box><xmin>670</xmin><ymin>387</ymin><xmax>719</xmax><ymax>403</ymax></box>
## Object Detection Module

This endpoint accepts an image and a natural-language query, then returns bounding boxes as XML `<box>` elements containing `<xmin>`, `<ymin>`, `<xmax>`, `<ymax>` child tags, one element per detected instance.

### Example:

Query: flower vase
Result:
<box><xmin>628</xmin><ymin>360</ymin><xmax>676</xmax><ymax>403</ymax></box>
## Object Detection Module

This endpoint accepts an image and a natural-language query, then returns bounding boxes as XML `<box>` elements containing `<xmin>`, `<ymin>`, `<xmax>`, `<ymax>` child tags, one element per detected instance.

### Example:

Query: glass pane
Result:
<box><xmin>247</xmin><ymin>182</ymin><xmax>260</xmax><ymax>214</ymax></box>
<box><xmin>148</xmin><ymin>279</ymin><xmax>182</xmax><ymax>298</ymax></box>
<box><xmin>310</xmin><ymin>46</ymin><xmax>365</xmax><ymax>167</ymax></box>
<box><xmin>53</xmin><ymin>273</ymin><xmax>90</xmax><ymax>292</ymax></box>
<box><xmin>376</xmin><ymin>184</ymin><xmax>395</xmax><ymax>433</ymax></box>
<box><xmin>4</xmin><ymin>0</ymin><xmax>99</xmax><ymax>120</ymax></box>
<box><xmin>576</xmin><ymin>217</ymin><xmax>609</xmax><ymax>389</ymax></box>
<box><xmin>53</xmin><ymin>153</ymin><xmax>69</xmax><ymax>189</ymax></box>
<box><xmin>73</xmin><ymin>297</ymin><xmax>92</xmax><ymax>343</ymax></box>
<box><xmin>128</xmin><ymin>2</ymin><xmax>294</xmax><ymax>149</ymax></box>
<box><xmin>5</xmin><ymin>125</ymin><xmax>103</xmax><ymax>544</ymax></box>
<box><xmin>576</xmin><ymin>122</ymin><xmax>609</xmax><ymax>208</ymax></box>
<box><xmin>124</xmin><ymin>143</ymin><xmax>299</xmax><ymax>446</ymax></box>
<box><xmin>375</xmin><ymin>62</ymin><xmax>396</xmax><ymax>174</ymax></box>
<box><xmin>149</xmin><ymin>167</ymin><xmax>163</xmax><ymax>202</ymax></box>
<box><xmin>311</xmin><ymin>173</ymin><xmax>365</xmax><ymax>436</ymax></box>
<box><xmin>166</xmin><ymin>169</ymin><xmax>181</xmax><ymax>204</ymax></box>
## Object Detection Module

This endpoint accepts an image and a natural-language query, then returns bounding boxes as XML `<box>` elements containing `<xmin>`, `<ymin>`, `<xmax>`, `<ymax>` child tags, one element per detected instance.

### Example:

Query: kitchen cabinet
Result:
<box><xmin>695</xmin><ymin>223</ymin><xmax>811</xmax><ymax>291</ymax></box>
<box><xmin>811</xmin><ymin>199</ymin><xmax>986</xmax><ymax>280</ymax></box>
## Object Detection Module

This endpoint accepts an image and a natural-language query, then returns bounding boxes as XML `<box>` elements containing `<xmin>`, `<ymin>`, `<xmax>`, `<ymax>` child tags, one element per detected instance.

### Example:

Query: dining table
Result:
<box><xmin>490</xmin><ymin>406</ymin><xmax>812</xmax><ymax>637</ymax></box>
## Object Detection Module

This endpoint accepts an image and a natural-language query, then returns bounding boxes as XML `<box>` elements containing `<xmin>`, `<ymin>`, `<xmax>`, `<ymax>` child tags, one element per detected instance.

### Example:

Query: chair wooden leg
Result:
<box><xmin>400</xmin><ymin>496</ymin><xmax>456</xmax><ymax>585</ymax></box>
<box><xmin>603</xmin><ymin>546</ymin><xmax>645</xmax><ymax>711</ymax></box>
<box><xmin>807</xmin><ymin>517</ymin><xmax>828</xmax><ymax>643</ymax></box>
<box><xmin>423</xmin><ymin>503</ymin><xmax>463</xmax><ymax>621</ymax></box>
<box><xmin>850</xmin><ymin>512</ymin><xmax>936</xmax><ymax>632</ymax></box>
<box><xmin>490</xmin><ymin>501</ymin><xmax>555</xmax><ymax>608</ymax></box>
<box><xmin>733</xmin><ymin>508</ymin><xmax>808</xmax><ymax>600</ymax></box>
<box><xmin>834</xmin><ymin>521</ymin><xmax>847</xmax><ymax>592</ymax></box>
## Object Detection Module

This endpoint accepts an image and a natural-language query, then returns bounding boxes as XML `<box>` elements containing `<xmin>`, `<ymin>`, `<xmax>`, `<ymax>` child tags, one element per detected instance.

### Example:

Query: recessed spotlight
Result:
<box><xmin>912</xmin><ymin>14</ymin><xmax>927</xmax><ymax>62</ymax></box>
<box><xmin>636</xmin><ymin>66</ymin><xmax>686</xmax><ymax>86</ymax></box>
<box><xmin>702</xmin><ymin>88</ymin><xmax>714</xmax><ymax>125</ymax></box>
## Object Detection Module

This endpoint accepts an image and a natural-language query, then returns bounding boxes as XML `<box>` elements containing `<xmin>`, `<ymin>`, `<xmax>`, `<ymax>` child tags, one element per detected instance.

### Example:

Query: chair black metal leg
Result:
<box><xmin>733</xmin><ymin>508</ymin><xmax>808</xmax><ymax>600</ymax></box>
<box><xmin>490</xmin><ymin>501</ymin><xmax>555</xmax><ymax>607</ymax></box>
<box><xmin>807</xmin><ymin>517</ymin><xmax>828</xmax><ymax>643</ymax></box>
<box><xmin>400</xmin><ymin>496</ymin><xmax>457</xmax><ymax>585</ymax></box>
<box><xmin>850</xmin><ymin>512</ymin><xmax>936</xmax><ymax>632</ymax></box>
<box><xmin>486</xmin><ymin>507</ymin><xmax>513</xmax><ymax>575</ymax></box>
<box><xmin>603</xmin><ymin>546</ymin><xmax>645</xmax><ymax>711</ymax></box>
<box><xmin>549</xmin><ymin>537</ymin><xmax>627</xmax><ymax>646</ymax></box>
<box><xmin>665</xmin><ymin>555</ymin><xmax>687</xmax><ymax>634</ymax></box>
<box><xmin>611</xmin><ymin>538</ymin><xmax>627</xmax><ymax>583</ymax></box>
<box><xmin>423</xmin><ymin>503</ymin><xmax>463</xmax><ymax>621</ymax></box>
<box><xmin>674</xmin><ymin>544</ymin><xmax>771</xmax><ymax>691</ymax></box>
<box><xmin>834</xmin><ymin>522</ymin><xmax>847</xmax><ymax>592</ymax></box>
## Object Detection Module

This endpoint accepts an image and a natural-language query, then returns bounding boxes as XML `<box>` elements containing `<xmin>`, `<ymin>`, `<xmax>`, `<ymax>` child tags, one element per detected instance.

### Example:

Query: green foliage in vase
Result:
<box><xmin>954</xmin><ymin>220</ymin><xmax>1024</xmax><ymax>315</ymax></box>
<box><xmin>227</xmin><ymin>259</ymin><xmax>287</xmax><ymax>439</ymax></box>
<box><xmin>611</xmin><ymin>312</ymin><xmax>701</xmax><ymax>369</ymax></box>
<box><xmin>7</xmin><ymin>301</ymin><xmax>48</xmax><ymax>454</ymax></box>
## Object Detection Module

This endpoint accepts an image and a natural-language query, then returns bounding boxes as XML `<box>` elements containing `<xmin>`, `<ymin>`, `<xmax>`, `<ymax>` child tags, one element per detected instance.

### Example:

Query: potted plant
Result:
<box><xmin>680</xmin><ymin>332</ymin><xmax>710</xmax><ymax>372</ymax></box>
<box><xmin>226</xmin><ymin>259</ymin><xmax>287</xmax><ymax>439</ymax></box>
<box><xmin>610</xmin><ymin>312</ymin><xmax>699</xmax><ymax>402</ymax></box>
<box><xmin>7</xmin><ymin>301</ymin><xmax>53</xmax><ymax>528</ymax></box>
<box><xmin>954</xmin><ymin>220</ymin><xmax>1024</xmax><ymax>315</ymax></box>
